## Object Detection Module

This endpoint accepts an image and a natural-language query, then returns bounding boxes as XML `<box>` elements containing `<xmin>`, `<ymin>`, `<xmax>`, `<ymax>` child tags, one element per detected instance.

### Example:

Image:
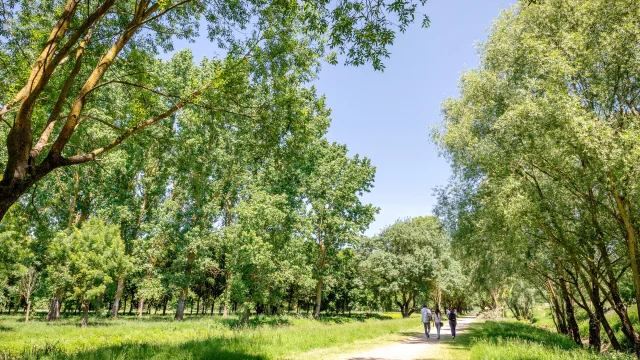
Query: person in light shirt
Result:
<box><xmin>432</xmin><ymin>308</ymin><xmax>443</xmax><ymax>339</ymax></box>
<box><xmin>420</xmin><ymin>304</ymin><xmax>432</xmax><ymax>338</ymax></box>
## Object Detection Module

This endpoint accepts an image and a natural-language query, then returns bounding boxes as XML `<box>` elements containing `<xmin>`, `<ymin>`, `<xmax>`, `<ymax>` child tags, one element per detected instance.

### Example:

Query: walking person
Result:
<box><xmin>447</xmin><ymin>308</ymin><xmax>458</xmax><ymax>339</ymax></box>
<box><xmin>432</xmin><ymin>308</ymin><xmax>442</xmax><ymax>339</ymax></box>
<box><xmin>420</xmin><ymin>304</ymin><xmax>432</xmax><ymax>338</ymax></box>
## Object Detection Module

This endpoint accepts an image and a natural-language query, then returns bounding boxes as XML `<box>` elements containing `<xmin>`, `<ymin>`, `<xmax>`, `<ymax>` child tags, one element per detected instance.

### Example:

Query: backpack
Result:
<box><xmin>425</xmin><ymin>311</ymin><xmax>432</xmax><ymax>321</ymax></box>
<box><xmin>449</xmin><ymin>312</ymin><xmax>457</xmax><ymax>321</ymax></box>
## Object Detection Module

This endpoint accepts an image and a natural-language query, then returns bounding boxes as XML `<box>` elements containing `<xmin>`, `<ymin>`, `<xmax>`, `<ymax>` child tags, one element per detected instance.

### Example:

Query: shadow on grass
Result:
<box><xmin>14</xmin><ymin>336</ymin><xmax>268</xmax><ymax>360</ymax></box>
<box><xmin>1</xmin><ymin>313</ymin><xmax>293</xmax><ymax>330</ymax></box>
<box><xmin>446</xmin><ymin>320</ymin><xmax>582</xmax><ymax>353</ymax></box>
<box><xmin>316</xmin><ymin>313</ymin><xmax>393</xmax><ymax>324</ymax></box>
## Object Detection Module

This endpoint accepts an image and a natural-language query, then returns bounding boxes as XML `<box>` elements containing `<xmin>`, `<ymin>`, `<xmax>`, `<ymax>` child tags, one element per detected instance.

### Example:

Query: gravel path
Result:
<box><xmin>338</xmin><ymin>313</ymin><xmax>477</xmax><ymax>360</ymax></box>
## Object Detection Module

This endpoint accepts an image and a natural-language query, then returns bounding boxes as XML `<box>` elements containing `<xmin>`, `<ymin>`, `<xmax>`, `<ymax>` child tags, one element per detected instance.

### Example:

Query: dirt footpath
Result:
<box><xmin>338</xmin><ymin>314</ymin><xmax>477</xmax><ymax>360</ymax></box>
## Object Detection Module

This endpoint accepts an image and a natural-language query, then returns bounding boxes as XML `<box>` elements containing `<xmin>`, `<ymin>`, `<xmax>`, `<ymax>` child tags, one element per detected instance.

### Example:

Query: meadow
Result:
<box><xmin>0</xmin><ymin>312</ymin><xmax>420</xmax><ymax>359</ymax></box>
<box><xmin>433</xmin><ymin>307</ymin><xmax>637</xmax><ymax>360</ymax></box>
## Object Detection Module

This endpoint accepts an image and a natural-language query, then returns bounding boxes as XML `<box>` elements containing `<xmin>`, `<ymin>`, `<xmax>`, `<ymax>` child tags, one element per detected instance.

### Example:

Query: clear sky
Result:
<box><xmin>169</xmin><ymin>0</ymin><xmax>515</xmax><ymax>236</ymax></box>
<box><xmin>315</xmin><ymin>0</ymin><xmax>515</xmax><ymax>235</ymax></box>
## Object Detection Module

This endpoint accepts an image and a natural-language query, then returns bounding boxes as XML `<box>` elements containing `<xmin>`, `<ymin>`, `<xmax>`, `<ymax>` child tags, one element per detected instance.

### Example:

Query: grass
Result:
<box><xmin>435</xmin><ymin>315</ymin><xmax>635</xmax><ymax>360</ymax></box>
<box><xmin>0</xmin><ymin>311</ymin><xmax>420</xmax><ymax>359</ymax></box>
<box><xmin>531</xmin><ymin>304</ymin><xmax>640</xmax><ymax>351</ymax></box>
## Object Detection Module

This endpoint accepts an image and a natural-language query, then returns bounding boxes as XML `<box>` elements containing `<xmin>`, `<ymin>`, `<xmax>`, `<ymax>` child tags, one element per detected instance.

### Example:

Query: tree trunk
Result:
<box><xmin>137</xmin><ymin>297</ymin><xmax>145</xmax><ymax>318</ymax></box>
<box><xmin>490</xmin><ymin>290</ymin><xmax>500</xmax><ymax>317</ymax></box>
<box><xmin>163</xmin><ymin>297</ymin><xmax>168</xmax><ymax>316</ymax></box>
<box><xmin>0</xmin><ymin>180</ymin><xmax>42</xmax><ymax>222</ymax></box>
<box><xmin>81</xmin><ymin>302</ymin><xmax>89</xmax><ymax>328</ymax></box>
<box><xmin>594</xmin><ymin>298</ymin><xmax>619</xmax><ymax>351</ymax></box>
<box><xmin>560</xmin><ymin>279</ymin><xmax>581</xmax><ymax>345</ymax></box>
<box><xmin>584</xmin><ymin>265</ymin><xmax>620</xmax><ymax>351</ymax></box>
<box><xmin>587</xmin><ymin>314</ymin><xmax>600</xmax><ymax>352</ymax></box>
<box><xmin>596</xmin><ymin>242</ymin><xmax>640</xmax><ymax>355</ymax></box>
<box><xmin>25</xmin><ymin>301</ymin><xmax>31</xmax><ymax>323</ymax></box>
<box><xmin>175</xmin><ymin>287</ymin><xmax>188</xmax><ymax>321</ymax></box>
<box><xmin>313</xmin><ymin>279</ymin><xmax>323</xmax><ymax>319</ymax></box>
<box><xmin>222</xmin><ymin>271</ymin><xmax>231</xmax><ymax>317</ymax></box>
<box><xmin>46</xmin><ymin>294</ymin><xmax>62</xmax><ymax>322</ymax></box>
<box><xmin>111</xmin><ymin>277</ymin><xmax>125</xmax><ymax>318</ymax></box>
<box><xmin>546</xmin><ymin>281</ymin><xmax>567</xmax><ymax>334</ymax></box>
<box><xmin>611</xmin><ymin>187</ymin><xmax>640</xmax><ymax>322</ymax></box>
<box><xmin>122</xmin><ymin>295</ymin><xmax>127</xmax><ymax>316</ymax></box>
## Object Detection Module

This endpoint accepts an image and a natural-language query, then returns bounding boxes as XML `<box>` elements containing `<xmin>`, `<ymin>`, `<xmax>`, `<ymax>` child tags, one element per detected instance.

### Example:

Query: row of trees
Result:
<box><xmin>2</xmin><ymin>174</ymin><xmax>463</xmax><ymax>326</ymax></box>
<box><xmin>435</xmin><ymin>0</ymin><xmax>640</xmax><ymax>355</ymax></box>
<box><xmin>0</xmin><ymin>57</ymin><xmax>380</xmax><ymax>325</ymax></box>
<box><xmin>0</xmin><ymin>0</ymin><xmax>448</xmax><ymax>329</ymax></box>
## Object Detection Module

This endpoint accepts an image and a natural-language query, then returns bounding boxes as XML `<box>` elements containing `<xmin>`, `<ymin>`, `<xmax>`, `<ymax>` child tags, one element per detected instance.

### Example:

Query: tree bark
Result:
<box><xmin>546</xmin><ymin>280</ymin><xmax>567</xmax><ymax>334</ymax></box>
<box><xmin>111</xmin><ymin>277</ymin><xmax>125</xmax><ymax>318</ymax></box>
<box><xmin>137</xmin><ymin>297</ymin><xmax>145</xmax><ymax>318</ymax></box>
<box><xmin>25</xmin><ymin>301</ymin><xmax>31</xmax><ymax>323</ymax></box>
<box><xmin>596</xmin><ymin>241</ymin><xmax>640</xmax><ymax>355</ymax></box>
<box><xmin>313</xmin><ymin>279</ymin><xmax>323</xmax><ymax>319</ymax></box>
<box><xmin>560</xmin><ymin>279</ymin><xmax>581</xmax><ymax>345</ymax></box>
<box><xmin>163</xmin><ymin>297</ymin><xmax>168</xmax><ymax>316</ymax></box>
<box><xmin>81</xmin><ymin>302</ymin><xmax>89</xmax><ymax>328</ymax></box>
<box><xmin>46</xmin><ymin>293</ymin><xmax>62</xmax><ymax>322</ymax></box>
<box><xmin>175</xmin><ymin>287</ymin><xmax>188</xmax><ymax>321</ymax></box>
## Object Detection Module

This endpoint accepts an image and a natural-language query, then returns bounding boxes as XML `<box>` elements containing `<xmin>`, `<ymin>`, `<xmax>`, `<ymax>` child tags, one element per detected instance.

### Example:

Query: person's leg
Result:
<box><xmin>424</xmin><ymin>322</ymin><xmax>428</xmax><ymax>337</ymax></box>
<box><xmin>436</xmin><ymin>322</ymin><xmax>441</xmax><ymax>338</ymax></box>
<box><xmin>426</xmin><ymin>321</ymin><xmax>430</xmax><ymax>337</ymax></box>
<box><xmin>452</xmin><ymin>322</ymin><xmax>456</xmax><ymax>338</ymax></box>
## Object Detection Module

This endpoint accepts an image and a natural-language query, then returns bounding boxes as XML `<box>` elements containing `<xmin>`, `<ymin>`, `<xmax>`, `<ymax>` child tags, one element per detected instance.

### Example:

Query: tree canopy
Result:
<box><xmin>435</xmin><ymin>0</ymin><xmax>640</xmax><ymax>354</ymax></box>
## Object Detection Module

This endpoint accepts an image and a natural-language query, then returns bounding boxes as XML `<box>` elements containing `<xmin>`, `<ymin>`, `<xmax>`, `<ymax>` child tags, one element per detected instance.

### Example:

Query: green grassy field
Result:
<box><xmin>531</xmin><ymin>305</ymin><xmax>640</xmax><ymax>351</ymax></box>
<box><xmin>0</xmin><ymin>312</ymin><xmax>420</xmax><ymax>359</ymax></box>
<box><xmin>437</xmin><ymin>317</ymin><xmax>634</xmax><ymax>360</ymax></box>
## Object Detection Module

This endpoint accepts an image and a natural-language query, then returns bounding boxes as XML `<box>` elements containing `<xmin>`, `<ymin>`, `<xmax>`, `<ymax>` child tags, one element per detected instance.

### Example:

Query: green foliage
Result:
<box><xmin>47</xmin><ymin>219</ymin><xmax>131</xmax><ymax>310</ymax></box>
<box><xmin>434</xmin><ymin>0</ymin><xmax>640</xmax><ymax>352</ymax></box>
<box><xmin>360</xmin><ymin>216</ymin><xmax>465</xmax><ymax>315</ymax></box>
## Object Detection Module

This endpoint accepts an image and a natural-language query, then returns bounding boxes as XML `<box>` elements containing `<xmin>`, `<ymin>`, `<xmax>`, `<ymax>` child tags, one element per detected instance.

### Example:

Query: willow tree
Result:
<box><xmin>434</xmin><ymin>0</ymin><xmax>640</xmax><ymax>354</ymax></box>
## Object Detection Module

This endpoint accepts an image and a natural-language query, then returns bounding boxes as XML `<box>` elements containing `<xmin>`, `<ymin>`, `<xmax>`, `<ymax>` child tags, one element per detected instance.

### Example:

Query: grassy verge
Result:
<box><xmin>436</xmin><ymin>318</ymin><xmax>634</xmax><ymax>360</ymax></box>
<box><xmin>531</xmin><ymin>304</ymin><xmax>640</xmax><ymax>351</ymax></box>
<box><xmin>0</xmin><ymin>312</ymin><xmax>420</xmax><ymax>359</ymax></box>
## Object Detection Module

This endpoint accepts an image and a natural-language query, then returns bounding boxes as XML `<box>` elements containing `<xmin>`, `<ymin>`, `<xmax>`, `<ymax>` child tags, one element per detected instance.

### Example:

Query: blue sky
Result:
<box><xmin>170</xmin><ymin>0</ymin><xmax>515</xmax><ymax>235</ymax></box>
<box><xmin>316</xmin><ymin>0</ymin><xmax>515</xmax><ymax>235</ymax></box>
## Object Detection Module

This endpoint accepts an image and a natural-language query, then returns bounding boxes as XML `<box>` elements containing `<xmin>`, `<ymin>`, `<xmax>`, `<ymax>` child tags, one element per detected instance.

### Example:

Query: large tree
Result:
<box><xmin>360</xmin><ymin>216</ymin><xmax>451</xmax><ymax>318</ymax></box>
<box><xmin>434</xmin><ymin>0</ymin><xmax>640</xmax><ymax>353</ymax></box>
<box><xmin>0</xmin><ymin>0</ymin><xmax>429</xmax><ymax>220</ymax></box>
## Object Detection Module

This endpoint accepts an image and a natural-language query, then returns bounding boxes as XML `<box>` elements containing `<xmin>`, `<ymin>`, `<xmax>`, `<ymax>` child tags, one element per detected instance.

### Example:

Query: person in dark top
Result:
<box><xmin>447</xmin><ymin>308</ymin><xmax>458</xmax><ymax>339</ymax></box>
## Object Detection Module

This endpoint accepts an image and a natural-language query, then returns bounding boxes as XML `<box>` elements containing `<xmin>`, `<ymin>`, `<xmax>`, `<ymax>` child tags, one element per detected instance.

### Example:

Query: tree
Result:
<box><xmin>18</xmin><ymin>268</ymin><xmax>39</xmax><ymax>323</ymax></box>
<box><xmin>304</xmin><ymin>141</ymin><xmax>377</xmax><ymax>318</ymax></box>
<box><xmin>433</xmin><ymin>0</ymin><xmax>640</xmax><ymax>353</ymax></box>
<box><xmin>47</xmin><ymin>218</ymin><xmax>129</xmax><ymax>327</ymax></box>
<box><xmin>0</xmin><ymin>0</ymin><xmax>430</xmax><ymax>221</ymax></box>
<box><xmin>360</xmin><ymin>216</ymin><xmax>451</xmax><ymax>318</ymax></box>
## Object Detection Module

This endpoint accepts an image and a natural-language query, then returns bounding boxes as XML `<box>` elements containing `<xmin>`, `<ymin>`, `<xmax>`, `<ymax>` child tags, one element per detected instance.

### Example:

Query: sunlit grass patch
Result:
<box><xmin>437</xmin><ymin>318</ymin><xmax>634</xmax><ymax>360</ymax></box>
<box><xmin>0</xmin><ymin>312</ymin><xmax>420</xmax><ymax>359</ymax></box>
